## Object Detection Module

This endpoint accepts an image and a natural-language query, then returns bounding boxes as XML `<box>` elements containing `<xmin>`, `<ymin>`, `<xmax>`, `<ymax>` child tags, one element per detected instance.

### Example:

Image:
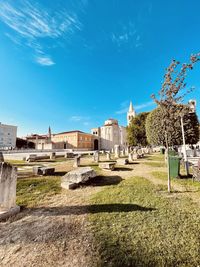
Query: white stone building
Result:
<box><xmin>91</xmin><ymin>119</ymin><xmax>127</xmax><ymax>150</ymax></box>
<box><xmin>0</xmin><ymin>123</ymin><xmax>17</xmax><ymax>149</ymax></box>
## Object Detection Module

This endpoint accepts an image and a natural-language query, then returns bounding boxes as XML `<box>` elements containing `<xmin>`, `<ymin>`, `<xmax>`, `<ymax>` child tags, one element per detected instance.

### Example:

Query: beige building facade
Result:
<box><xmin>51</xmin><ymin>131</ymin><xmax>96</xmax><ymax>150</ymax></box>
<box><xmin>26</xmin><ymin>130</ymin><xmax>96</xmax><ymax>150</ymax></box>
<box><xmin>0</xmin><ymin>123</ymin><xmax>17</xmax><ymax>149</ymax></box>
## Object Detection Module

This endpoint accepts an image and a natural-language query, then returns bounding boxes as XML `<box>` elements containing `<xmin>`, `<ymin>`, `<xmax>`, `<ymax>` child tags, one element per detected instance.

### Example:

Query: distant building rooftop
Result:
<box><xmin>53</xmin><ymin>130</ymin><xmax>84</xmax><ymax>135</ymax></box>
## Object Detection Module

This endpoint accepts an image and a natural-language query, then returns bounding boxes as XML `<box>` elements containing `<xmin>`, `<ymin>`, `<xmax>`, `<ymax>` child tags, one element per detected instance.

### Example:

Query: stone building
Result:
<box><xmin>51</xmin><ymin>131</ymin><xmax>95</xmax><ymax>150</ymax></box>
<box><xmin>26</xmin><ymin>128</ymin><xmax>96</xmax><ymax>150</ymax></box>
<box><xmin>91</xmin><ymin>119</ymin><xmax>127</xmax><ymax>150</ymax></box>
<box><xmin>0</xmin><ymin>123</ymin><xmax>17</xmax><ymax>149</ymax></box>
<box><xmin>91</xmin><ymin>101</ymin><xmax>136</xmax><ymax>150</ymax></box>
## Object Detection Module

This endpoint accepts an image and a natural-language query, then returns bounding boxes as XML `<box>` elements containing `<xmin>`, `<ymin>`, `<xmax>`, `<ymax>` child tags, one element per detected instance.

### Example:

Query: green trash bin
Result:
<box><xmin>169</xmin><ymin>156</ymin><xmax>180</xmax><ymax>178</ymax></box>
<box><xmin>168</xmin><ymin>150</ymin><xmax>178</xmax><ymax>156</ymax></box>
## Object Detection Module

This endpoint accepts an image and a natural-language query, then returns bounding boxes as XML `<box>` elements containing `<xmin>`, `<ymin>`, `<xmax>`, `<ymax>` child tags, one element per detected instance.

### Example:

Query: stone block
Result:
<box><xmin>33</xmin><ymin>166</ymin><xmax>55</xmax><ymax>176</ymax></box>
<box><xmin>0</xmin><ymin>162</ymin><xmax>20</xmax><ymax>220</ymax></box>
<box><xmin>61</xmin><ymin>167</ymin><xmax>97</xmax><ymax>189</ymax></box>
<box><xmin>50</xmin><ymin>152</ymin><xmax>56</xmax><ymax>160</ymax></box>
<box><xmin>26</xmin><ymin>154</ymin><xmax>37</xmax><ymax>162</ymax></box>
<box><xmin>120</xmin><ymin>149</ymin><xmax>125</xmax><ymax>157</ymax></box>
<box><xmin>106</xmin><ymin>153</ymin><xmax>111</xmax><ymax>160</ymax></box>
<box><xmin>65</xmin><ymin>153</ymin><xmax>74</xmax><ymax>159</ymax></box>
<box><xmin>114</xmin><ymin>145</ymin><xmax>120</xmax><ymax>158</ymax></box>
<box><xmin>93</xmin><ymin>151</ymin><xmax>99</xmax><ymax>163</ymax></box>
<box><xmin>99</xmin><ymin>162</ymin><xmax>116</xmax><ymax>171</ymax></box>
<box><xmin>73</xmin><ymin>156</ymin><xmax>81</xmax><ymax>168</ymax></box>
<box><xmin>132</xmin><ymin>154</ymin><xmax>140</xmax><ymax>160</ymax></box>
<box><xmin>117</xmin><ymin>158</ymin><xmax>129</xmax><ymax>165</ymax></box>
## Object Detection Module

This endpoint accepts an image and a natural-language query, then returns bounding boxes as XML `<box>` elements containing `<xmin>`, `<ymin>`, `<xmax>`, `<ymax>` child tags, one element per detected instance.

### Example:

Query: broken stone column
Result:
<box><xmin>121</xmin><ymin>149</ymin><xmax>125</xmax><ymax>157</ymax></box>
<box><xmin>73</xmin><ymin>155</ymin><xmax>81</xmax><ymax>168</ymax></box>
<box><xmin>93</xmin><ymin>151</ymin><xmax>99</xmax><ymax>163</ymax></box>
<box><xmin>0</xmin><ymin>152</ymin><xmax>4</xmax><ymax>162</ymax></box>
<box><xmin>114</xmin><ymin>145</ymin><xmax>120</xmax><ymax>158</ymax></box>
<box><xmin>137</xmin><ymin>149</ymin><xmax>144</xmax><ymax>158</ymax></box>
<box><xmin>65</xmin><ymin>152</ymin><xmax>74</xmax><ymax>159</ymax></box>
<box><xmin>106</xmin><ymin>152</ymin><xmax>111</xmax><ymax>160</ymax></box>
<box><xmin>50</xmin><ymin>152</ymin><xmax>56</xmax><ymax>160</ymax></box>
<box><xmin>125</xmin><ymin>147</ymin><xmax>130</xmax><ymax>156</ymax></box>
<box><xmin>0</xmin><ymin>162</ymin><xmax>20</xmax><ymax>221</ymax></box>
<box><xmin>128</xmin><ymin>153</ymin><xmax>133</xmax><ymax>162</ymax></box>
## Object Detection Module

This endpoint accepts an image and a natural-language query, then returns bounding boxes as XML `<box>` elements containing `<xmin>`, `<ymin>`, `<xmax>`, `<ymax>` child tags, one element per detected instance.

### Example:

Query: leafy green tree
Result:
<box><xmin>151</xmin><ymin>53</ymin><xmax>200</xmax><ymax>192</ymax></box>
<box><xmin>127</xmin><ymin>112</ymin><xmax>149</xmax><ymax>146</ymax></box>
<box><xmin>146</xmin><ymin>106</ymin><xmax>199</xmax><ymax>146</ymax></box>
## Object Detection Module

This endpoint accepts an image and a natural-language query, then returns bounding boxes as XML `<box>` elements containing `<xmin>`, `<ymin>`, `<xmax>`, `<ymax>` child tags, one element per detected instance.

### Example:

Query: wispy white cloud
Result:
<box><xmin>116</xmin><ymin>101</ymin><xmax>155</xmax><ymax>114</ymax></box>
<box><xmin>35</xmin><ymin>55</ymin><xmax>55</xmax><ymax>66</ymax></box>
<box><xmin>0</xmin><ymin>0</ymin><xmax>83</xmax><ymax>66</ymax></box>
<box><xmin>70</xmin><ymin>116</ymin><xmax>90</xmax><ymax>126</ymax></box>
<box><xmin>70</xmin><ymin>116</ymin><xmax>83</xmax><ymax>122</ymax></box>
<box><xmin>134</xmin><ymin>101</ymin><xmax>155</xmax><ymax>110</ymax></box>
<box><xmin>111</xmin><ymin>21</ymin><xmax>142</xmax><ymax>49</ymax></box>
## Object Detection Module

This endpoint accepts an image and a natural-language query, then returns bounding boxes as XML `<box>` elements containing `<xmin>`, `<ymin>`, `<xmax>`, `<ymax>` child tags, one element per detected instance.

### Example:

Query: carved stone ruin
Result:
<box><xmin>120</xmin><ymin>149</ymin><xmax>125</xmax><ymax>157</ymax></box>
<box><xmin>128</xmin><ymin>153</ymin><xmax>139</xmax><ymax>162</ymax></box>
<box><xmin>106</xmin><ymin>152</ymin><xmax>111</xmax><ymax>160</ymax></box>
<box><xmin>93</xmin><ymin>151</ymin><xmax>99</xmax><ymax>163</ymax></box>
<box><xmin>33</xmin><ymin>166</ymin><xmax>55</xmax><ymax>176</ymax></box>
<box><xmin>117</xmin><ymin>158</ymin><xmax>129</xmax><ymax>166</ymax></box>
<box><xmin>61</xmin><ymin>167</ymin><xmax>97</xmax><ymax>189</ymax></box>
<box><xmin>114</xmin><ymin>145</ymin><xmax>120</xmax><ymax>158</ymax></box>
<box><xmin>99</xmin><ymin>162</ymin><xmax>116</xmax><ymax>171</ymax></box>
<box><xmin>0</xmin><ymin>162</ymin><xmax>20</xmax><ymax>221</ymax></box>
<box><xmin>73</xmin><ymin>155</ymin><xmax>81</xmax><ymax>168</ymax></box>
<box><xmin>125</xmin><ymin>147</ymin><xmax>130</xmax><ymax>156</ymax></box>
<box><xmin>0</xmin><ymin>152</ymin><xmax>4</xmax><ymax>162</ymax></box>
<box><xmin>50</xmin><ymin>152</ymin><xmax>56</xmax><ymax>160</ymax></box>
<box><xmin>128</xmin><ymin>153</ymin><xmax>133</xmax><ymax>162</ymax></box>
<box><xmin>137</xmin><ymin>149</ymin><xmax>144</xmax><ymax>158</ymax></box>
<box><xmin>65</xmin><ymin>152</ymin><xmax>74</xmax><ymax>159</ymax></box>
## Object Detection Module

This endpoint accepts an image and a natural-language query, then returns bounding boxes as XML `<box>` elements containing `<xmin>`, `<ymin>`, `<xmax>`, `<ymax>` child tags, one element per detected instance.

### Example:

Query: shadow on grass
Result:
<box><xmin>25</xmin><ymin>203</ymin><xmax>156</xmax><ymax>215</ymax></box>
<box><xmin>83</xmin><ymin>175</ymin><xmax>123</xmax><ymax>187</ymax></box>
<box><xmin>114</xmin><ymin>167</ymin><xmax>133</xmax><ymax>171</ymax></box>
<box><xmin>179</xmin><ymin>174</ymin><xmax>193</xmax><ymax>179</ymax></box>
<box><xmin>53</xmin><ymin>171</ymin><xmax>67</xmax><ymax>176</ymax></box>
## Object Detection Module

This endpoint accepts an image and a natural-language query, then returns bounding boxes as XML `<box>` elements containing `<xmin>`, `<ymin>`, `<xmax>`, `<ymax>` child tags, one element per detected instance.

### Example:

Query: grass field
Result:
<box><xmin>88</xmin><ymin>176</ymin><xmax>200</xmax><ymax>267</ymax></box>
<box><xmin>8</xmin><ymin>153</ymin><xmax>200</xmax><ymax>266</ymax></box>
<box><xmin>16</xmin><ymin>176</ymin><xmax>61</xmax><ymax>207</ymax></box>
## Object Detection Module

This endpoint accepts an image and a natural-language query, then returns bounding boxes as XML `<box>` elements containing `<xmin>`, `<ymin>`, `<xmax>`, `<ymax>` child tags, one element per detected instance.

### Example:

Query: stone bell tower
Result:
<box><xmin>127</xmin><ymin>101</ymin><xmax>136</xmax><ymax>126</ymax></box>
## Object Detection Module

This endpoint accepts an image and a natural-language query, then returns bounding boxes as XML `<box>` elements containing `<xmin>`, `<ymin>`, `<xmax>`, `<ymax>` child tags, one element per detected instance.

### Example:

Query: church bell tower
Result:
<box><xmin>127</xmin><ymin>101</ymin><xmax>136</xmax><ymax>126</ymax></box>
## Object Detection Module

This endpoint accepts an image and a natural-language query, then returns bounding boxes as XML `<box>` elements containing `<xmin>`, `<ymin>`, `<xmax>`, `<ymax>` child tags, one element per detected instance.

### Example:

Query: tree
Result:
<box><xmin>146</xmin><ymin>106</ymin><xmax>199</xmax><ymax>146</ymax></box>
<box><xmin>151</xmin><ymin>53</ymin><xmax>200</xmax><ymax>192</ymax></box>
<box><xmin>127</xmin><ymin>112</ymin><xmax>149</xmax><ymax>146</ymax></box>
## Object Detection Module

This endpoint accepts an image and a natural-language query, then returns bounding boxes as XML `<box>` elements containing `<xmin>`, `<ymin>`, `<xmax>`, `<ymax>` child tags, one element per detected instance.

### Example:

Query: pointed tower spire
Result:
<box><xmin>127</xmin><ymin>101</ymin><xmax>136</xmax><ymax>126</ymax></box>
<box><xmin>129</xmin><ymin>101</ymin><xmax>134</xmax><ymax>112</ymax></box>
<box><xmin>48</xmin><ymin>126</ymin><xmax>52</xmax><ymax>140</ymax></box>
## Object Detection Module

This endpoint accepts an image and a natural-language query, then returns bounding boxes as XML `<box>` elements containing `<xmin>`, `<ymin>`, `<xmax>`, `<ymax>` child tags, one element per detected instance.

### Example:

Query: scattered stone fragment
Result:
<box><xmin>61</xmin><ymin>167</ymin><xmax>97</xmax><ymax>189</ymax></box>
<box><xmin>99</xmin><ymin>162</ymin><xmax>116</xmax><ymax>171</ymax></box>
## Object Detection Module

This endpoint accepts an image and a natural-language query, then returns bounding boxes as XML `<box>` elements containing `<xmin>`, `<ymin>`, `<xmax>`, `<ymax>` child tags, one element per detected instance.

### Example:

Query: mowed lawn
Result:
<box><xmin>14</xmin><ymin>154</ymin><xmax>200</xmax><ymax>266</ymax></box>
<box><xmin>89</xmin><ymin>176</ymin><xmax>200</xmax><ymax>267</ymax></box>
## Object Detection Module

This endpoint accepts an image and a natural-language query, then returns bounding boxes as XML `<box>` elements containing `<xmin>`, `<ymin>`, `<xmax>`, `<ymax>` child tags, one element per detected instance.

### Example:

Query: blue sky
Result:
<box><xmin>0</xmin><ymin>0</ymin><xmax>200</xmax><ymax>137</ymax></box>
